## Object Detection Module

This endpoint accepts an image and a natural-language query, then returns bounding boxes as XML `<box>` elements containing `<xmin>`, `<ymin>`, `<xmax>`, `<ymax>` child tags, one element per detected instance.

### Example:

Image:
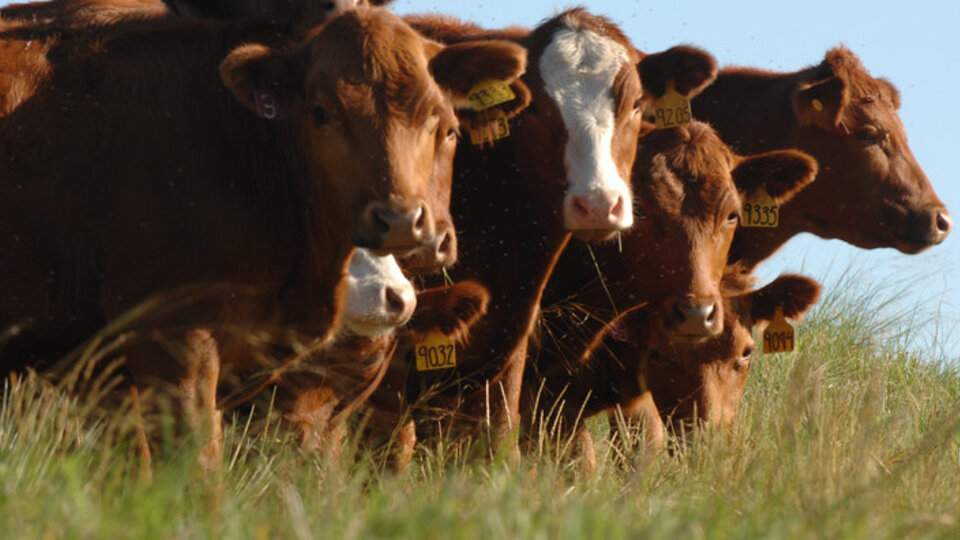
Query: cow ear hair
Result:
<box><xmin>638</xmin><ymin>45</ymin><xmax>717</xmax><ymax>108</ymax></box>
<box><xmin>732</xmin><ymin>149</ymin><xmax>817</xmax><ymax>204</ymax></box>
<box><xmin>220</xmin><ymin>44</ymin><xmax>304</xmax><ymax>120</ymax></box>
<box><xmin>428</xmin><ymin>39</ymin><xmax>528</xmax><ymax>113</ymax></box>
<box><xmin>791</xmin><ymin>76</ymin><xmax>849</xmax><ymax>131</ymax></box>
<box><xmin>747</xmin><ymin>274</ymin><xmax>821</xmax><ymax>323</ymax></box>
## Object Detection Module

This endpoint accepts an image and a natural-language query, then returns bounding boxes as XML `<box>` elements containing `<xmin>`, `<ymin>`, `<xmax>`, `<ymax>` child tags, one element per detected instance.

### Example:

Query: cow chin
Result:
<box><xmin>571</xmin><ymin>229</ymin><xmax>620</xmax><ymax>242</ymax></box>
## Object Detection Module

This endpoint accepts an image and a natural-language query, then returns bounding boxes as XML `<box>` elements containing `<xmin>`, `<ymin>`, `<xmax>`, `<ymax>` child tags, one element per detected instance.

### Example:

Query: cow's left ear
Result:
<box><xmin>220</xmin><ymin>44</ymin><xmax>305</xmax><ymax>120</ymax></box>
<box><xmin>792</xmin><ymin>76</ymin><xmax>849</xmax><ymax>132</ymax></box>
<box><xmin>409</xmin><ymin>280</ymin><xmax>489</xmax><ymax>338</ymax></box>
<box><xmin>638</xmin><ymin>45</ymin><xmax>716</xmax><ymax>106</ymax></box>
<box><xmin>747</xmin><ymin>274</ymin><xmax>821</xmax><ymax>324</ymax></box>
<box><xmin>427</xmin><ymin>40</ymin><xmax>531</xmax><ymax>120</ymax></box>
<box><xmin>732</xmin><ymin>149</ymin><xmax>818</xmax><ymax>204</ymax></box>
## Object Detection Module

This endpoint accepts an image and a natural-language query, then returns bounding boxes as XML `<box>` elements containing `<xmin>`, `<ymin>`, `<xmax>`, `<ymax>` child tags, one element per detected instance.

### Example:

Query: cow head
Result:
<box><xmin>338</xmin><ymin>248</ymin><xmax>416</xmax><ymax>337</ymax></box>
<box><xmin>221</xmin><ymin>8</ymin><xmax>526</xmax><ymax>264</ymax></box>
<box><xmin>646</xmin><ymin>272</ymin><xmax>820</xmax><ymax>428</ymax></box>
<box><xmin>510</xmin><ymin>11</ymin><xmax>713</xmax><ymax>241</ymax></box>
<box><xmin>405</xmin><ymin>280</ymin><xmax>490</xmax><ymax>341</ymax></box>
<box><xmin>621</xmin><ymin>122</ymin><xmax>815</xmax><ymax>343</ymax></box>
<box><xmin>788</xmin><ymin>46</ymin><xmax>951</xmax><ymax>253</ymax></box>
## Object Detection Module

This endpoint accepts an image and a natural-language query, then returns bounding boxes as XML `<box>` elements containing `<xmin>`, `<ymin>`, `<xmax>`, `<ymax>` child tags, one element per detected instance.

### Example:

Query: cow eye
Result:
<box><xmin>446</xmin><ymin>126</ymin><xmax>460</xmax><ymax>140</ymax></box>
<box><xmin>857</xmin><ymin>126</ymin><xmax>883</xmax><ymax>145</ymax></box>
<box><xmin>741</xmin><ymin>346</ymin><xmax>753</xmax><ymax>359</ymax></box>
<box><xmin>726</xmin><ymin>212</ymin><xmax>740</xmax><ymax>225</ymax></box>
<box><xmin>632</xmin><ymin>98</ymin><xmax>643</xmax><ymax>114</ymax></box>
<box><xmin>313</xmin><ymin>107</ymin><xmax>330</xmax><ymax>126</ymax></box>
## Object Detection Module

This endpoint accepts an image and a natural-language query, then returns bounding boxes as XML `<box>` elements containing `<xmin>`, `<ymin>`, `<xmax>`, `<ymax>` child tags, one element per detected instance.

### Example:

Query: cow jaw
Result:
<box><xmin>539</xmin><ymin>23</ymin><xmax>634</xmax><ymax>236</ymax></box>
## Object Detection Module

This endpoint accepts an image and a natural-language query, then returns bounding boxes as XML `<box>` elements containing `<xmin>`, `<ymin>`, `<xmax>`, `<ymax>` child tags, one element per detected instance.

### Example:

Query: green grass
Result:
<box><xmin>1</xmin><ymin>281</ymin><xmax>959</xmax><ymax>539</ymax></box>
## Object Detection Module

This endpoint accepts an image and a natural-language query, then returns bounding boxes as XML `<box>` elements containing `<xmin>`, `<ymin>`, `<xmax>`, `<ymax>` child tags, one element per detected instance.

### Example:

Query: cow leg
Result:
<box><xmin>573</xmin><ymin>423</ymin><xmax>597</xmax><ymax>473</ymax></box>
<box><xmin>391</xmin><ymin>418</ymin><xmax>417</xmax><ymax>472</ymax></box>
<box><xmin>182</xmin><ymin>329</ymin><xmax>223</xmax><ymax>473</ymax></box>
<box><xmin>285</xmin><ymin>385</ymin><xmax>340</xmax><ymax>458</ymax></box>
<box><xmin>489</xmin><ymin>347</ymin><xmax>526</xmax><ymax>463</ymax></box>
<box><xmin>608</xmin><ymin>391</ymin><xmax>664</xmax><ymax>468</ymax></box>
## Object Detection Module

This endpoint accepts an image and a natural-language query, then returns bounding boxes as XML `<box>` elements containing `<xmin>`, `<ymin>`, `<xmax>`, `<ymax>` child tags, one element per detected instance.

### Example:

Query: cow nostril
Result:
<box><xmin>572</xmin><ymin>196</ymin><xmax>590</xmax><ymax>218</ymax></box>
<box><xmin>373</xmin><ymin>210</ymin><xmax>391</xmax><ymax>235</ymax></box>
<box><xmin>609</xmin><ymin>195</ymin><xmax>624</xmax><ymax>220</ymax></box>
<box><xmin>936</xmin><ymin>212</ymin><xmax>952</xmax><ymax>234</ymax></box>
<box><xmin>672</xmin><ymin>305</ymin><xmax>686</xmax><ymax>324</ymax></box>
<box><xmin>385</xmin><ymin>287</ymin><xmax>406</xmax><ymax>316</ymax></box>
<box><xmin>437</xmin><ymin>231</ymin><xmax>452</xmax><ymax>257</ymax></box>
<box><xmin>705</xmin><ymin>303</ymin><xmax>717</xmax><ymax>323</ymax></box>
<box><xmin>413</xmin><ymin>205</ymin><xmax>426</xmax><ymax>233</ymax></box>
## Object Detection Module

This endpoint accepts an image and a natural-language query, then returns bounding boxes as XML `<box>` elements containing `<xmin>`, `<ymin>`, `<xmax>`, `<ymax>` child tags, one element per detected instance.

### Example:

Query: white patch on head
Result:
<box><xmin>340</xmin><ymin>248</ymin><xmax>416</xmax><ymax>337</ymax></box>
<box><xmin>540</xmin><ymin>22</ymin><xmax>634</xmax><ymax>230</ymax></box>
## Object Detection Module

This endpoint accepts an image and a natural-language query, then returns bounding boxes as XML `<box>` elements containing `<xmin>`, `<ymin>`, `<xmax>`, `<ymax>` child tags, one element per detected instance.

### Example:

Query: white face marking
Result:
<box><xmin>539</xmin><ymin>23</ymin><xmax>634</xmax><ymax>230</ymax></box>
<box><xmin>340</xmin><ymin>248</ymin><xmax>416</xmax><ymax>337</ymax></box>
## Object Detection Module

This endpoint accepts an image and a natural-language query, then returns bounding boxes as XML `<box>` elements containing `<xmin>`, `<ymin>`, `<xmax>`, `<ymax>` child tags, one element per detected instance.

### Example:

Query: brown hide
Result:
<box><xmin>694</xmin><ymin>46</ymin><xmax>951</xmax><ymax>266</ymax></box>
<box><xmin>1</xmin><ymin>0</ymin><xmax>167</xmax><ymax>26</ymax></box>
<box><xmin>528</xmin><ymin>123</ymin><xmax>815</xmax><ymax>461</ymax></box>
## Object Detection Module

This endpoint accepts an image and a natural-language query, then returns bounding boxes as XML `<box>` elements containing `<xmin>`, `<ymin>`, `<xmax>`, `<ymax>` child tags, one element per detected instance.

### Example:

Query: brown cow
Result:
<box><xmin>693</xmin><ymin>46</ymin><xmax>951</xmax><ymax>267</ymax></box>
<box><xmin>527</xmin><ymin>122</ymin><xmax>816</xmax><ymax>467</ymax></box>
<box><xmin>549</xmin><ymin>270</ymin><xmax>821</xmax><ymax>468</ymax></box>
<box><xmin>388</xmin><ymin>10</ymin><xmax>716</xmax><ymax>456</ymax></box>
<box><xmin>0</xmin><ymin>8</ymin><xmax>526</xmax><ymax>465</ymax></box>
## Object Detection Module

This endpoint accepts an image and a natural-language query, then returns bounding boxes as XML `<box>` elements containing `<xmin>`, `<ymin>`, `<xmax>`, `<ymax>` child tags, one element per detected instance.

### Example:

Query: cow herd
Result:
<box><xmin>0</xmin><ymin>0</ymin><xmax>951</xmax><ymax>474</ymax></box>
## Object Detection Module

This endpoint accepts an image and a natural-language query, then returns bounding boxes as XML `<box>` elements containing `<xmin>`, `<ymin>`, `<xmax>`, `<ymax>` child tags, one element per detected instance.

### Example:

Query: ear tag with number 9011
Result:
<box><xmin>742</xmin><ymin>188</ymin><xmax>779</xmax><ymax>228</ymax></box>
<box><xmin>467</xmin><ymin>79</ymin><xmax>516</xmax><ymax>111</ymax></box>
<box><xmin>415</xmin><ymin>330</ymin><xmax>457</xmax><ymax>371</ymax></box>
<box><xmin>653</xmin><ymin>80</ymin><xmax>692</xmax><ymax>129</ymax></box>
<box><xmin>762</xmin><ymin>307</ymin><xmax>795</xmax><ymax>354</ymax></box>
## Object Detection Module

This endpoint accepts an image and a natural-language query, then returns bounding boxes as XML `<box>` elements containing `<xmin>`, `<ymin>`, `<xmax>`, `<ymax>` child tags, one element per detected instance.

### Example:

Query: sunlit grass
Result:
<box><xmin>1</xmin><ymin>277</ymin><xmax>958</xmax><ymax>539</ymax></box>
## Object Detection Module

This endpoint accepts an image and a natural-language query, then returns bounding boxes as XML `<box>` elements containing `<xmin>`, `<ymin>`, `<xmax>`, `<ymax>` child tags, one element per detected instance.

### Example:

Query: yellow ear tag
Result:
<box><xmin>469</xmin><ymin>108</ymin><xmax>510</xmax><ymax>146</ymax></box>
<box><xmin>812</xmin><ymin>99</ymin><xmax>824</xmax><ymax>112</ymax></box>
<box><xmin>653</xmin><ymin>80</ymin><xmax>693</xmax><ymax>129</ymax></box>
<box><xmin>762</xmin><ymin>307</ymin><xmax>795</xmax><ymax>354</ymax></box>
<box><xmin>467</xmin><ymin>79</ymin><xmax>516</xmax><ymax>111</ymax></box>
<box><xmin>742</xmin><ymin>188</ymin><xmax>780</xmax><ymax>228</ymax></box>
<box><xmin>415</xmin><ymin>329</ymin><xmax>457</xmax><ymax>371</ymax></box>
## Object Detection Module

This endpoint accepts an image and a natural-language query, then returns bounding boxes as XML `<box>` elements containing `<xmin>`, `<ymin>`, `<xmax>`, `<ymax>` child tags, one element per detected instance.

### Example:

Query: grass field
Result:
<box><xmin>1</xmin><ymin>278</ymin><xmax>959</xmax><ymax>539</ymax></box>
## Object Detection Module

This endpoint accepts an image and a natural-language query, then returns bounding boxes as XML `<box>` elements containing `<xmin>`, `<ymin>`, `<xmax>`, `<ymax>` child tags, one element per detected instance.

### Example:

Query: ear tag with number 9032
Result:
<box><xmin>742</xmin><ymin>188</ymin><xmax>779</xmax><ymax>228</ymax></box>
<box><xmin>653</xmin><ymin>80</ymin><xmax>692</xmax><ymax>129</ymax></box>
<box><xmin>762</xmin><ymin>307</ymin><xmax>795</xmax><ymax>354</ymax></box>
<box><xmin>469</xmin><ymin>108</ymin><xmax>510</xmax><ymax>146</ymax></box>
<box><xmin>415</xmin><ymin>330</ymin><xmax>457</xmax><ymax>371</ymax></box>
<box><xmin>467</xmin><ymin>79</ymin><xmax>516</xmax><ymax>111</ymax></box>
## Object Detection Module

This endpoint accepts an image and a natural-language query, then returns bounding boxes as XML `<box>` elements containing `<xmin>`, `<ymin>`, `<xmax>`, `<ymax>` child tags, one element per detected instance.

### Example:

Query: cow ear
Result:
<box><xmin>638</xmin><ymin>45</ymin><xmax>717</xmax><ymax>103</ymax></box>
<box><xmin>410</xmin><ymin>280</ymin><xmax>489</xmax><ymax>338</ymax></box>
<box><xmin>792</xmin><ymin>77</ymin><xmax>849</xmax><ymax>132</ymax></box>
<box><xmin>428</xmin><ymin>40</ymin><xmax>529</xmax><ymax>116</ymax></box>
<box><xmin>747</xmin><ymin>274</ymin><xmax>821</xmax><ymax>323</ymax></box>
<box><xmin>732</xmin><ymin>149</ymin><xmax>817</xmax><ymax>204</ymax></box>
<box><xmin>220</xmin><ymin>44</ymin><xmax>304</xmax><ymax>120</ymax></box>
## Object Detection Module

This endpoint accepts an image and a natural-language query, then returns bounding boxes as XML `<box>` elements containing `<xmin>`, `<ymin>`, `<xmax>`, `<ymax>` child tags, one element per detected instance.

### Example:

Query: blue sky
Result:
<box><xmin>390</xmin><ymin>0</ymin><xmax>960</xmax><ymax>360</ymax></box>
<box><xmin>2</xmin><ymin>0</ymin><xmax>956</xmax><ymax>358</ymax></box>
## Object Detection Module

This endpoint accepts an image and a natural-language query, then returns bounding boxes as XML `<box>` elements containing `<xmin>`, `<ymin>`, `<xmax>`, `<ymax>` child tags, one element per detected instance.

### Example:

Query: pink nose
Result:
<box><xmin>564</xmin><ymin>191</ymin><xmax>628</xmax><ymax>231</ymax></box>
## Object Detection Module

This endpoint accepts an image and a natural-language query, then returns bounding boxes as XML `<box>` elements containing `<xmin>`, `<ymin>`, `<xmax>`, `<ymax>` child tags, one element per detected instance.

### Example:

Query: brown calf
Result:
<box><xmin>694</xmin><ymin>46</ymin><xmax>951</xmax><ymax>267</ymax></box>
<box><xmin>397</xmin><ymin>10</ymin><xmax>716</xmax><ymax>454</ymax></box>
<box><xmin>0</xmin><ymin>9</ymin><xmax>525</xmax><ymax>464</ymax></box>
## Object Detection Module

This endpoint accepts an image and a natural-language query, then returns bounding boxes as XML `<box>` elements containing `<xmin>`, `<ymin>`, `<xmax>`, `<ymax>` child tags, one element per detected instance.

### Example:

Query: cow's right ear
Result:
<box><xmin>732</xmin><ymin>149</ymin><xmax>818</xmax><ymax>204</ymax></box>
<box><xmin>410</xmin><ymin>280</ymin><xmax>489</xmax><ymax>338</ymax></box>
<box><xmin>747</xmin><ymin>274</ymin><xmax>821</xmax><ymax>324</ymax></box>
<box><xmin>427</xmin><ymin>40</ymin><xmax>531</xmax><ymax>122</ymax></box>
<box><xmin>220</xmin><ymin>44</ymin><xmax>304</xmax><ymax>120</ymax></box>
<box><xmin>638</xmin><ymin>45</ymin><xmax>717</xmax><ymax>105</ymax></box>
<box><xmin>791</xmin><ymin>77</ymin><xmax>849</xmax><ymax>132</ymax></box>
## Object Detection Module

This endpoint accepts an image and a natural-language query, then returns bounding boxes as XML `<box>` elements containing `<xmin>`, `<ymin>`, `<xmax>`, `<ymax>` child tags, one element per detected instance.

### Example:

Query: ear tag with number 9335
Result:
<box><xmin>762</xmin><ymin>307</ymin><xmax>795</xmax><ymax>354</ymax></box>
<box><xmin>742</xmin><ymin>188</ymin><xmax>779</xmax><ymax>228</ymax></box>
<box><xmin>415</xmin><ymin>330</ymin><xmax>457</xmax><ymax>371</ymax></box>
<box><xmin>653</xmin><ymin>80</ymin><xmax>692</xmax><ymax>129</ymax></box>
<box><xmin>467</xmin><ymin>79</ymin><xmax>516</xmax><ymax>111</ymax></box>
<box><xmin>469</xmin><ymin>108</ymin><xmax>510</xmax><ymax>146</ymax></box>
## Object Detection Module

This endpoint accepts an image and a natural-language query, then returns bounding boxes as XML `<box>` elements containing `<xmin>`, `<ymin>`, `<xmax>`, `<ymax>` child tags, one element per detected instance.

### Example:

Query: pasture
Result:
<box><xmin>2</xmin><ymin>278</ymin><xmax>958</xmax><ymax>538</ymax></box>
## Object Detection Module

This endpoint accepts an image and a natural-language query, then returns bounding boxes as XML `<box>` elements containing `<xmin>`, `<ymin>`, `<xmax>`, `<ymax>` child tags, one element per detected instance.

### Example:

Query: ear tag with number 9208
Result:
<box><xmin>762</xmin><ymin>307</ymin><xmax>795</xmax><ymax>354</ymax></box>
<box><xmin>415</xmin><ymin>330</ymin><xmax>457</xmax><ymax>371</ymax></box>
<box><xmin>742</xmin><ymin>188</ymin><xmax>779</xmax><ymax>228</ymax></box>
<box><xmin>653</xmin><ymin>80</ymin><xmax>692</xmax><ymax>129</ymax></box>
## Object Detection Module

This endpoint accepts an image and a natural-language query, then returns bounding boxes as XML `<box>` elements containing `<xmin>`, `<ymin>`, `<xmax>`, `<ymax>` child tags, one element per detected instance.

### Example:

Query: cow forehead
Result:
<box><xmin>539</xmin><ymin>26</ymin><xmax>631</xmax><ymax>116</ymax></box>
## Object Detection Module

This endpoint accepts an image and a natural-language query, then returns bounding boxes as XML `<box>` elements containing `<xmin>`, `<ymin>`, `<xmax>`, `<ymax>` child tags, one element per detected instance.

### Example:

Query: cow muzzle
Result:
<box><xmin>664</xmin><ymin>296</ymin><xmax>723</xmax><ymax>342</ymax></box>
<box><xmin>356</xmin><ymin>199</ymin><xmax>436</xmax><ymax>257</ymax></box>
<box><xmin>563</xmin><ymin>189</ymin><xmax>633</xmax><ymax>240</ymax></box>
<box><xmin>895</xmin><ymin>205</ymin><xmax>952</xmax><ymax>253</ymax></box>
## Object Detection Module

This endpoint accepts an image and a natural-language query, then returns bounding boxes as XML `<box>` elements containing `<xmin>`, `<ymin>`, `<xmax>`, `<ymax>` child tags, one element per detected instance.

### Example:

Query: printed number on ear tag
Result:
<box><xmin>468</xmin><ymin>79</ymin><xmax>516</xmax><ymax>111</ymax></box>
<box><xmin>653</xmin><ymin>80</ymin><xmax>692</xmax><ymax>129</ymax></box>
<box><xmin>469</xmin><ymin>108</ymin><xmax>510</xmax><ymax>146</ymax></box>
<box><xmin>742</xmin><ymin>188</ymin><xmax>779</xmax><ymax>228</ymax></box>
<box><xmin>762</xmin><ymin>307</ymin><xmax>795</xmax><ymax>354</ymax></box>
<box><xmin>415</xmin><ymin>330</ymin><xmax>457</xmax><ymax>371</ymax></box>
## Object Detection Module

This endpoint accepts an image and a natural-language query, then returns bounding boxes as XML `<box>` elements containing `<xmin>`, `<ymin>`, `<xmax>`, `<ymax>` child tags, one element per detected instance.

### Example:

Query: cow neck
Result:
<box><xmin>441</xmin><ymin>138</ymin><xmax>572</xmax><ymax>387</ymax></box>
<box><xmin>694</xmin><ymin>69</ymin><xmax>812</xmax><ymax>269</ymax></box>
